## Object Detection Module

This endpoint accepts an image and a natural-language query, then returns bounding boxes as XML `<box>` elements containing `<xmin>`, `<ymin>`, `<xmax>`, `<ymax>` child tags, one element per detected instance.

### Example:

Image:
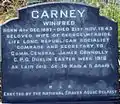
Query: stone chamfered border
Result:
<box><xmin>0</xmin><ymin>2</ymin><xmax>119</xmax><ymax>103</ymax></box>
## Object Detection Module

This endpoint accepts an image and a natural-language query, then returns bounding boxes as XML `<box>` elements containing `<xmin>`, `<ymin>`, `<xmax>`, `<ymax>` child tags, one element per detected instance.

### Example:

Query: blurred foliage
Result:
<box><xmin>0</xmin><ymin>0</ymin><xmax>27</xmax><ymax>23</ymax></box>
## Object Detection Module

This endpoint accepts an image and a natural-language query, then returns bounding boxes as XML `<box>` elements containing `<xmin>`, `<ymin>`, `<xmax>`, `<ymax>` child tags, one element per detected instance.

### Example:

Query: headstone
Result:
<box><xmin>1</xmin><ymin>2</ymin><xmax>119</xmax><ymax>103</ymax></box>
